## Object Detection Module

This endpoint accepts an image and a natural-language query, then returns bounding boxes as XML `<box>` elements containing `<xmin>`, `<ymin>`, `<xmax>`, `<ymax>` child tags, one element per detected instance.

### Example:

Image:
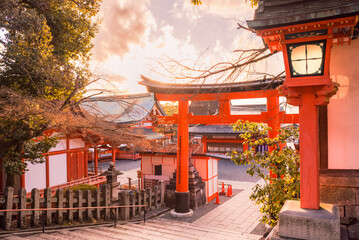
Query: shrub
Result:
<box><xmin>66</xmin><ymin>184</ymin><xmax>98</xmax><ymax>193</ymax></box>
<box><xmin>230</xmin><ymin>120</ymin><xmax>300</xmax><ymax>227</ymax></box>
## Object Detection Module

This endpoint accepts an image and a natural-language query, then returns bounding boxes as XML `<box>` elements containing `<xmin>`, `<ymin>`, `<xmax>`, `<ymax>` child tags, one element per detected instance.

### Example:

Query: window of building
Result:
<box><xmin>154</xmin><ymin>165</ymin><xmax>162</xmax><ymax>175</ymax></box>
<box><xmin>207</xmin><ymin>142</ymin><xmax>243</xmax><ymax>153</ymax></box>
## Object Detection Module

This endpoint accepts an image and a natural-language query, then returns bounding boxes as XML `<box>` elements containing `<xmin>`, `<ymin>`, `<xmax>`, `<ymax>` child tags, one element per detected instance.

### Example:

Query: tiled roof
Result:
<box><xmin>189</xmin><ymin>125</ymin><xmax>242</xmax><ymax>135</ymax></box>
<box><xmin>81</xmin><ymin>93</ymin><xmax>164</xmax><ymax>124</ymax></box>
<box><xmin>189</xmin><ymin>101</ymin><xmax>219</xmax><ymax>115</ymax></box>
<box><xmin>139</xmin><ymin>75</ymin><xmax>284</xmax><ymax>94</ymax></box>
<box><xmin>247</xmin><ymin>0</ymin><xmax>359</xmax><ymax>30</ymax></box>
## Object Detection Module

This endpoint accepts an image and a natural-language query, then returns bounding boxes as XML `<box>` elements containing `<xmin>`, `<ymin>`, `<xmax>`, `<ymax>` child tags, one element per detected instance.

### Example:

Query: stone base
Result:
<box><xmin>174</xmin><ymin>191</ymin><xmax>190</xmax><ymax>213</ymax></box>
<box><xmin>170</xmin><ymin>209</ymin><xmax>194</xmax><ymax>218</ymax></box>
<box><xmin>278</xmin><ymin>200</ymin><xmax>340</xmax><ymax>240</ymax></box>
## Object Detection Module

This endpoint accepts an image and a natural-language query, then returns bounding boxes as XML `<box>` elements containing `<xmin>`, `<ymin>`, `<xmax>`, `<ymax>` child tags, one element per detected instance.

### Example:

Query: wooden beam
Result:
<box><xmin>154</xmin><ymin>89</ymin><xmax>278</xmax><ymax>101</ymax></box>
<box><xmin>157</xmin><ymin>112</ymin><xmax>299</xmax><ymax>125</ymax></box>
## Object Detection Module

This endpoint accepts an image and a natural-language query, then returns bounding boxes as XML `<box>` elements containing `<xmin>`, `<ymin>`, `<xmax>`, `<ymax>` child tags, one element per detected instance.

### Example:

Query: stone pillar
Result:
<box><xmin>101</xmin><ymin>162</ymin><xmax>123</xmax><ymax>202</ymax></box>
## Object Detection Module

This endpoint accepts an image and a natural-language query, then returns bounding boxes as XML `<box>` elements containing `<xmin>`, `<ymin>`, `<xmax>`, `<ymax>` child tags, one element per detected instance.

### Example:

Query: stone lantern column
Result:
<box><xmin>101</xmin><ymin>162</ymin><xmax>123</xmax><ymax>202</ymax></box>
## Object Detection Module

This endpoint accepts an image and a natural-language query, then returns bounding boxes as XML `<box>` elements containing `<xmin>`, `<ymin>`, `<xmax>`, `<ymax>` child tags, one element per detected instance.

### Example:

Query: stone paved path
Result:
<box><xmin>192</xmin><ymin>179</ymin><xmax>264</xmax><ymax>239</ymax></box>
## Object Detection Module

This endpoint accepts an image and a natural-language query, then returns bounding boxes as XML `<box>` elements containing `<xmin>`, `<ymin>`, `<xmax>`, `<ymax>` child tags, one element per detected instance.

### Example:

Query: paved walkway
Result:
<box><xmin>193</xmin><ymin>179</ymin><xmax>265</xmax><ymax>239</ymax></box>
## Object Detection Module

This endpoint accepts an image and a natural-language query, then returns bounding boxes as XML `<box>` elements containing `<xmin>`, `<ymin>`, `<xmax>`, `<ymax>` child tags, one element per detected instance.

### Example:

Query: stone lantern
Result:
<box><xmin>101</xmin><ymin>162</ymin><xmax>123</xmax><ymax>202</ymax></box>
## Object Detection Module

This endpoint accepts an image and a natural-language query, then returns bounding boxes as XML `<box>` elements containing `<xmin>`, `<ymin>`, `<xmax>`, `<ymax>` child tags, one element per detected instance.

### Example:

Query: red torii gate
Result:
<box><xmin>140</xmin><ymin>75</ymin><xmax>299</xmax><ymax>215</ymax></box>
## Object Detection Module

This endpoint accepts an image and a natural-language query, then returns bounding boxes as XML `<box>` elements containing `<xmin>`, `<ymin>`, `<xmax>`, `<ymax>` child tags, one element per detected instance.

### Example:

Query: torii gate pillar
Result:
<box><xmin>172</xmin><ymin>100</ymin><xmax>192</xmax><ymax>215</ymax></box>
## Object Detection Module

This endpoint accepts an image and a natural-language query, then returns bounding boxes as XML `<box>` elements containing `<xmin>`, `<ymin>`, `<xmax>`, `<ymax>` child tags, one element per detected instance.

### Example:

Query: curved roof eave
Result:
<box><xmin>139</xmin><ymin>75</ymin><xmax>284</xmax><ymax>95</ymax></box>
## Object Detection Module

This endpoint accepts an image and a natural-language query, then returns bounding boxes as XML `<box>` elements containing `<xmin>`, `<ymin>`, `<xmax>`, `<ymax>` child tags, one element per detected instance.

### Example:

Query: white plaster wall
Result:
<box><xmin>49</xmin><ymin>139</ymin><xmax>67</xmax><ymax>152</ymax></box>
<box><xmin>49</xmin><ymin>154</ymin><xmax>67</xmax><ymax>186</ymax></box>
<box><xmin>69</xmin><ymin>138</ymin><xmax>85</xmax><ymax>149</ymax></box>
<box><xmin>328</xmin><ymin>40</ymin><xmax>359</xmax><ymax>169</ymax></box>
<box><xmin>25</xmin><ymin>161</ymin><xmax>46</xmax><ymax>191</ymax></box>
<box><xmin>162</xmin><ymin>164</ymin><xmax>175</xmax><ymax>178</ymax></box>
<box><xmin>152</xmin><ymin>157</ymin><xmax>162</xmax><ymax>164</ymax></box>
<box><xmin>142</xmin><ymin>156</ymin><xmax>152</xmax><ymax>174</ymax></box>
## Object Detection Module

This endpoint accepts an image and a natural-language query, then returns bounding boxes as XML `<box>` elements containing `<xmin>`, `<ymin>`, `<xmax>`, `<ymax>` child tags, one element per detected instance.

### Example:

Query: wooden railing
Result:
<box><xmin>0</xmin><ymin>181</ymin><xmax>166</xmax><ymax>230</ymax></box>
<box><xmin>25</xmin><ymin>175</ymin><xmax>107</xmax><ymax>198</ymax></box>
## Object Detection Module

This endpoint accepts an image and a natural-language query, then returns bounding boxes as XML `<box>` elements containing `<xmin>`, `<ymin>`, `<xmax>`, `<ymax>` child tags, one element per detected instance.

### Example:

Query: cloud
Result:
<box><xmin>91</xmin><ymin>0</ymin><xmax>155</xmax><ymax>61</ymax></box>
<box><xmin>180</xmin><ymin>0</ymin><xmax>254</xmax><ymax>21</ymax></box>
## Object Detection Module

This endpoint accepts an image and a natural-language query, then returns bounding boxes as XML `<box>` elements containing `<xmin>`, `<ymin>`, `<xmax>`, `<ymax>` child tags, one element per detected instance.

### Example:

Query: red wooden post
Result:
<box><xmin>243</xmin><ymin>142</ymin><xmax>248</xmax><ymax>152</ymax></box>
<box><xmin>219</xmin><ymin>99</ymin><xmax>231</xmax><ymax>117</ymax></box>
<box><xmin>267</xmin><ymin>93</ymin><xmax>281</xmax><ymax>178</ymax></box>
<box><xmin>112</xmin><ymin>147</ymin><xmax>116</xmax><ymax>164</ymax></box>
<box><xmin>202</xmin><ymin>136</ymin><xmax>207</xmax><ymax>153</ymax></box>
<box><xmin>299</xmin><ymin>88</ymin><xmax>320</xmax><ymax>209</ymax></box>
<box><xmin>84</xmin><ymin>148</ymin><xmax>88</xmax><ymax>178</ymax></box>
<box><xmin>175</xmin><ymin>100</ymin><xmax>190</xmax><ymax>213</ymax></box>
<box><xmin>267</xmin><ymin>93</ymin><xmax>281</xmax><ymax>148</ymax></box>
<box><xmin>94</xmin><ymin>147</ymin><xmax>98</xmax><ymax>175</ymax></box>
<box><xmin>45</xmin><ymin>155</ymin><xmax>50</xmax><ymax>188</ymax></box>
<box><xmin>20</xmin><ymin>158</ymin><xmax>25</xmax><ymax>188</ymax></box>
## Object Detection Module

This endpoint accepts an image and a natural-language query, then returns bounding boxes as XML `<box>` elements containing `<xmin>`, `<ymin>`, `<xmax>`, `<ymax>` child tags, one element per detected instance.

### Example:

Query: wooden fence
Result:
<box><xmin>0</xmin><ymin>181</ymin><xmax>166</xmax><ymax>230</ymax></box>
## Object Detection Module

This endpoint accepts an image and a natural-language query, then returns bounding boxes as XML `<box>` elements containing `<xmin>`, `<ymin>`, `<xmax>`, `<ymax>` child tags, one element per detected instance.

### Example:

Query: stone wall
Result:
<box><xmin>320</xmin><ymin>169</ymin><xmax>359</xmax><ymax>239</ymax></box>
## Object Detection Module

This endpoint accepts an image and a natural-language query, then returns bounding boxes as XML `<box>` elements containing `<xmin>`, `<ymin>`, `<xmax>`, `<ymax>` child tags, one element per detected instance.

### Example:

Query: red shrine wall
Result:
<box><xmin>328</xmin><ymin>39</ymin><xmax>359</xmax><ymax>169</ymax></box>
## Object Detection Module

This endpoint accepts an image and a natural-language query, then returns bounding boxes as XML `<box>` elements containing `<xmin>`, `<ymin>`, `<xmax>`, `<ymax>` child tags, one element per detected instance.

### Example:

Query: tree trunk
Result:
<box><xmin>6</xmin><ymin>173</ymin><xmax>16</xmax><ymax>188</ymax></box>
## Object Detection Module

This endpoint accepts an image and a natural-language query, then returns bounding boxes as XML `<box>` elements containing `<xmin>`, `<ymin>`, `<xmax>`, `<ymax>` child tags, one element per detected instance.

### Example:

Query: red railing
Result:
<box><xmin>26</xmin><ymin>175</ymin><xmax>106</xmax><ymax>197</ymax></box>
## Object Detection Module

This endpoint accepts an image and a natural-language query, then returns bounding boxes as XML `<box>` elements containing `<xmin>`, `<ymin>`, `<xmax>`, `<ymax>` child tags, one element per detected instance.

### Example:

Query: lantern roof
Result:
<box><xmin>247</xmin><ymin>0</ymin><xmax>359</xmax><ymax>30</ymax></box>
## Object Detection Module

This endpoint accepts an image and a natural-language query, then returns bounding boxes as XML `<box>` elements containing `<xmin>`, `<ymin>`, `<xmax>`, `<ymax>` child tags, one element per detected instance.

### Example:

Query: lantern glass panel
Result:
<box><xmin>307</xmin><ymin>59</ymin><xmax>322</xmax><ymax>74</ymax></box>
<box><xmin>287</xmin><ymin>40</ymin><xmax>325</xmax><ymax>77</ymax></box>
<box><xmin>291</xmin><ymin>61</ymin><xmax>306</xmax><ymax>76</ymax></box>
<box><xmin>291</xmin><ymin>45</ymin><xmax>306</xmax><ymax>60</ymax></box>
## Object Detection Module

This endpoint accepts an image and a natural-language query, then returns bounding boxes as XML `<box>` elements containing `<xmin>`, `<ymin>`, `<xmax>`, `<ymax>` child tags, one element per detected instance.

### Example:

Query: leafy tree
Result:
<box><xmin>160</xmin><ymin>102</ymin><xmax>178</xmax><ymax>116</ymax></box>
<box><xmin>0</xmin><ymin>0</ymin><xmax>102</xmax><ymax>187</ymax></box>
<box><xmin>230</xmin><ymin>120</ymin><xmax>300</xmax><ymax>227</ymax></box>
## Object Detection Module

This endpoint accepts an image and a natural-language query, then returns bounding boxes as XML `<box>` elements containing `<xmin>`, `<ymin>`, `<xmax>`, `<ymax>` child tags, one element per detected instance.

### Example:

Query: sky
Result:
<box><xmin>89</xmin><ymin>0</ymin><xmax>285</xmax><ymax>94</ymax></box>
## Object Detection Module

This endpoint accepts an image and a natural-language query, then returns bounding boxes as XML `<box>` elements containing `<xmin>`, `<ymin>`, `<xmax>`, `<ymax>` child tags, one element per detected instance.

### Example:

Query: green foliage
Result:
<box><xmin>191</xmin><ymin>0</ymin><xmax>202</xmax><ymax>5</ymax></box>
<box><xmin>3</xmin><ymin>135</ymin><xmax>58</xmax><ymax>176</ymax></box>
<box><xmin>230</xmin><ymin>120</ymin><xmax>300</xmax><ymax>227</ymax></box>
<box><xmin>66</xmin><ymin>184</ymin><xmax>99</xmax><ymax>193</ymax></box>
<box><xmin>0</xmin><ymin>0</ymin><xmax>101</xmax><ymax>187</ymax></box>
<box><xmin>161</xmin><ymin>102</ymin><xmax>178</xmax><ymax>116</ymax></box>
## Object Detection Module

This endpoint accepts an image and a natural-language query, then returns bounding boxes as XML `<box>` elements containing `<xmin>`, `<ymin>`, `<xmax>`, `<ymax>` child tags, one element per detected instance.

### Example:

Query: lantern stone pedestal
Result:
<box><xmin>101</xmin><ymin>162</ymin><xmax>123</xmax><ymax>202</ymax></box>
<box><xmin>166</xmin><ymin>163</ymin><xmax>206</xmax><ymax>217</ymax></box>
<box><xmin>272</xmin><ymin>200</ymin><xmax>340</xmax><ymax>240</ymax></box>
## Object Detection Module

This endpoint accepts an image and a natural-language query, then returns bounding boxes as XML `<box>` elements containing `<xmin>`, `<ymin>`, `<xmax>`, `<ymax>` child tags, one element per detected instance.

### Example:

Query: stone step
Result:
<box><xmin>128</xmin><ymin>222</ymin><xmax>198</xmax><ymax>240</ymax></box>
<box><xmin>142</xmin><ymin>221</ymin><xmax>209</xmax><ymax>238</ymax></box>
<box><xmin>3</xmin><ymin>236</ymin><xmax>28</xmax><ymax>240</ymax></box>
<box><xmin>47</xmin><ymin>232</ymin><xmax>80</xmax><ymax>240</ymax></box>
<box><xmin>149</xmin><ymin>219</ymin><xmax>244</xmax><ymax>238</ymax></box>
<box><xmin>130</xmin><ymin>222</ymin><xmax>245</xmax><ymax>240</ymax></box>
<box><xmin>114</xmin><ymin>224</ymin><xmax>164</xmax><ymax>237</ymax></box>
<box><xmin>55</xmin><ymin>229</ymin><xmax>98</xmax><ymax>240</ymax></box>
<box><xmin>1</xmin><ymin>216</ymin><xmax>258</xmax><ymax>240</ymax></box>
<box><xmin>113</xmin><ymin>225</ymin><xmax>164</xmax><ymax>239</ymax></box>
<box><xmin>96</xmin><ymin>226</ymin><xmax>155</xmax><ymax>240</ymax></box>
<box><xmin>82</xmin><ymin>227</ymin><xmax>127</xmax><ymax>240</ymax></box>
<box><xmin>22</xmin><ymin>233</ymin><xmax>68</xmax><ymax>240</ymax></box>
<box><xmin>142</xmin><ymin>221</ymin><xmax>244</xmax><ymax>240</ymax></box>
